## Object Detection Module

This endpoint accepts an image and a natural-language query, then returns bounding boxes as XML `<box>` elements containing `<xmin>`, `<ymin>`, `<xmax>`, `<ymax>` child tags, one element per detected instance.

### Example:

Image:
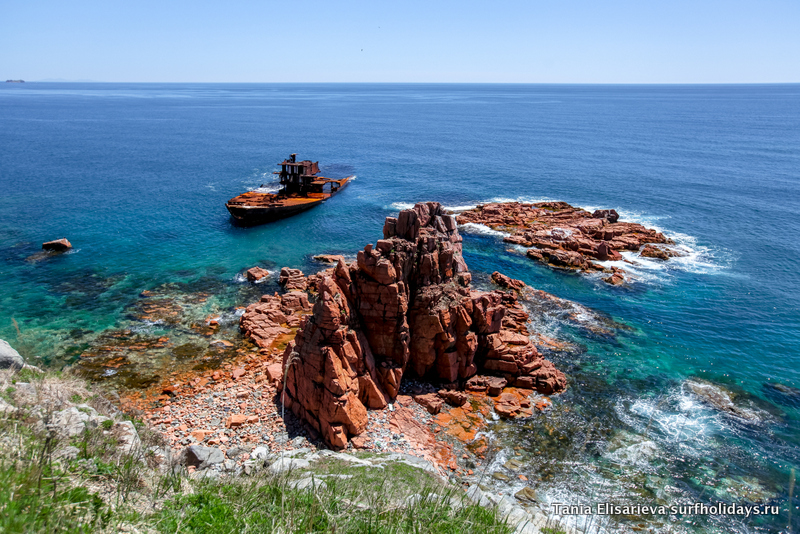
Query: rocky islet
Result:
<box><xmin>456</xmin><ymin>201</ymin><xmax>680</xmax><ymax>284</ymax></box>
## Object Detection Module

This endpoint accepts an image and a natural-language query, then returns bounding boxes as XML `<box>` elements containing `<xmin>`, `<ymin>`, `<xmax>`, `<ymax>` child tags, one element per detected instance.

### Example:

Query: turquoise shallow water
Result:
<box><xmin>1</xmin><ymin>83</ymin><xmax>799</xmax><ymax>532</ymax></box>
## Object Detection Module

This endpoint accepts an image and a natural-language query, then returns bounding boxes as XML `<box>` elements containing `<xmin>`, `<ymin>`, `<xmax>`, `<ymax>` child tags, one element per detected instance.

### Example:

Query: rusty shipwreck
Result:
<box><xmin>226</xmin><ymin>154</ymin><xmax>353</xmax><ymax>226</ymax></box>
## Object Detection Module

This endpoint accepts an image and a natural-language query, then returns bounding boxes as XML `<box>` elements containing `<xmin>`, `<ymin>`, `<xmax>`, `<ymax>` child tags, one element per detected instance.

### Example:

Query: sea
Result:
<box><xmin>1</xmin><ymin>83</ymin><xmax>798</xmax><ymax>533</ymax></box>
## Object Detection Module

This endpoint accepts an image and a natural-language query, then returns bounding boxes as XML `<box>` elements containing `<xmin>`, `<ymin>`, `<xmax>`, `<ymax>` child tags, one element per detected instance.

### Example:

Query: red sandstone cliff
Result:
<box><xmin>245</xmin><ymin>202</ymin><xmax>566</xmax><ymax>449</ymax></box>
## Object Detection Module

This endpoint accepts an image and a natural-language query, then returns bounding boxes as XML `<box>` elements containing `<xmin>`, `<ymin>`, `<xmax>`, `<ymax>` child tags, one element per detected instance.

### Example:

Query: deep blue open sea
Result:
<box><xmin>1</xmin><ymin>83</ymin><xmax>799</xmax><ymax>532</ymax></box>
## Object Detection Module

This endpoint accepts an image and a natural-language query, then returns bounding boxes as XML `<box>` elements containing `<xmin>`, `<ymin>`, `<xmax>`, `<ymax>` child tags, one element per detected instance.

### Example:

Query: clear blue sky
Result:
<box><xmin>1</xmin><ymin>0</ymin><xmax>798</xmax><ymax>83</ymax></box>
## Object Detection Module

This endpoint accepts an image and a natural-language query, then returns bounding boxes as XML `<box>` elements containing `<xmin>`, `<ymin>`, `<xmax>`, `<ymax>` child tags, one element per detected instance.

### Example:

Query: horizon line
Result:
<box><xmin>10</xmin><ymin>80</ymin><xmax>800</xmax><ymax>86</ymax></box>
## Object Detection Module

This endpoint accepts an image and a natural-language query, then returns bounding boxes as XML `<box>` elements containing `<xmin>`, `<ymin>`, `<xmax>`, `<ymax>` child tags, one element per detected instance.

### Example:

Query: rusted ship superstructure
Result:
<box><xmin>226</xmin><ymin>154</ymin><xmax>353</xmax><ymax>225</ymax></box>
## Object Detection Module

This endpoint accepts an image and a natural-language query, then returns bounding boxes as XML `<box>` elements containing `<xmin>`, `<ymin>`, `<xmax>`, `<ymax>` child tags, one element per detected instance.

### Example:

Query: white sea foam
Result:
<box><xmin>588</xmin><ymin>206</ymin><xmax>732</xmax><ymax>278</ymax></box>
<box><xmin>234</xmin><ymin>271</ymin><xmax>271</xmax><ymax>284</ymax></box>
<box><xmin>215</xmin><ymin>310</ymin><xmax>243</xmax><ymax>326</ymax></box>
<box><xmin>458</xmin><ymin>223</ymin><xmax>507</xmax><ymax>237</ymax></box>
<box><xmin>605</xmin><ymin>439</ymin><xmax>660</xmax><ymax>466</ymax></box>
<box><xmin>252</xmin><ymin>184</ymin><xmax>281</xmax><ymax>194</ymax></box>
<box><xmin>487</xmin><ymin>195</ymin><xmax>555</xmax><ymax>205</ymax></box>
<box><xmin>440</xmin><ymin>203</ymin><xmax>479</xmax><ymax>213</ymax></box>
<box><xmin>614</xmin><ymin>389</ymin><xmax>721</xmax><ymax>457</ymax></box>
<box><xmin>388</xmin><ymin>202</ymin><xmax>416</xmax><ymax>211</ymax></box>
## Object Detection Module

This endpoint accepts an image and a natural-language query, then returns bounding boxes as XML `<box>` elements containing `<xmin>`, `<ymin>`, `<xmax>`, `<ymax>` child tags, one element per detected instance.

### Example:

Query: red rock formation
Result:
<box><xmin>457</xmin><ymin>201</ymin><xmax>674</xmax><ymax>284</ymax></box>
<box><xmin>491</xmin><ymin>271</ymin><xmax>526</xmax><ymax>293</ymax></box>
<box><xmin>279</xmin><ymin>267</ymin><xmax>308</xmax><ymax>291</ymax></box>
<box><xmin>641</xmin><ymin>244</ymin><xmax>682</xmax><ymax>260</ymax></box>
<box><xmin>239</xmin><ymin>292</ymin><xmax>310</xmax><ymax>351</ymax></box>
<box><xmin>603</xmin><ymin>267</ymin><xmax>626</xmax><ymax>286</ymax></box>
<box><xmin>413</xmin><ymin>393</ymin><xmax>444</xmax><ymax>415</ymax></box>
<box><xmin>313</xmin><ymin>254</ymin><xmax>346</xmax><ymax>264</ymax></box>
<box><xmin>268</xmin><ymin>202</ymin><xmax>566</xmax><ymax>448</ymax></box>
<box><xmin>437</xmin><ymin>389</ymin><xmax>468</xmax><ymax>407</ymax></box>
<box><xmin>246</xmin><ymin>267</ymin><xmax>269</xmax><ymax>282</ymax></box>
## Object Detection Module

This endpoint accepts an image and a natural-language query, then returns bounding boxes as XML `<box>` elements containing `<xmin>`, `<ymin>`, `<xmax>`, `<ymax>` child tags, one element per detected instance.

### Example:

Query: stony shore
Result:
<box><xmin>1</xmin><ymin>366</ymin><xmax>576</xmax><ymax>534</ymax></box>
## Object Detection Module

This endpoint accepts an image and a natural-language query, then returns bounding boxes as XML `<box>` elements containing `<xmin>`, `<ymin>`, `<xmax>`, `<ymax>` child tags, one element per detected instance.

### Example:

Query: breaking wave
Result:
<box><xmin>458</xmin><ymin>223</ymin><xmax>507</xmax><ymax>237</ymax></box>
<box><xmin>614</xmin><ymin>388</ymin><xmax>721</xmax><ymax>456</ymax></box>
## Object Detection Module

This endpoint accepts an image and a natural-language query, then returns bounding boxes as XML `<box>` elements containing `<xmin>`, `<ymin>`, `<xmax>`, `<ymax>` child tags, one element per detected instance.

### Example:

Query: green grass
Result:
<box><xmin>1</xmin><ymin>368</ymin><xmax>514</xmax><ymax>534</ymax></box>
<box><xmin>145</xmin><ymin>474</ymin><xmax>510</xmax><ymax>534</ymax></box>
<box><xmin>0</xmin><ymin>462</ymin><xmax>110</xmax><ymax>533</ymax></box>
<box><xmin>0</xmin><ymin>422</ymin><xmax>111</xmax><ymax>533</ymax></box>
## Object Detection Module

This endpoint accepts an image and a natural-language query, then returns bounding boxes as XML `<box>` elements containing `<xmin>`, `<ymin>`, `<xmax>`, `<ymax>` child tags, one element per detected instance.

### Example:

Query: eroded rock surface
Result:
<box><xmin>279</xmin><ymin>267</ymin><xmax>308</xmax><ymax>291</ymax></box>
<box><xmin>266</xmin><ymin>202</ymin><xmax>566</xmax><ymax>448</ymax></box>
<box><xmin>246</xmin><ymin>267</ymin><xmax>270</xmax><ymax>282</ymax></box>
<box><xmin>457</xmin><ymin>201</ymin><xmax>675</xmax><ymax>284</ymax></box>
<box><xmin>239</xmin><ymin>292</ymin><xmax>311</xmax><ymax>352</ymax></box>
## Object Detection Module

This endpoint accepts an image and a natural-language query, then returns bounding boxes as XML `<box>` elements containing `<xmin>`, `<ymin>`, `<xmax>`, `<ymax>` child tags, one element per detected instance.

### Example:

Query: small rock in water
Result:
<box><xmin>640</xmin><ymin>244</ymin><xmax>680</xmax><ymax>260</ymax></box>
<box><xmin>514</xmin><ymin>486</ymin><xmax>538</xmax><ymax>503</ymax></box>
<box><xmin>245</xmin><ymin>267</ymin><xmax>269</xmax><ymax>282</ymax></box>
<box><xmin>503</xmin><ymin>458</ymin><xmax>523</xmax><ymax>471</ymax></box>
<box><xmin>492</xmin><ymin>471</ymin><xmax>511</xmax><ymax>482</ymax></box>
<box><xmin>313</xmin><ymin>254</ymin><xmax>346</xmax><ymax>264</ymax></box>
<box><xmin>685</xmin><ymin>379</ymin><xmax>765</xmax><ymax>422</ymax></box>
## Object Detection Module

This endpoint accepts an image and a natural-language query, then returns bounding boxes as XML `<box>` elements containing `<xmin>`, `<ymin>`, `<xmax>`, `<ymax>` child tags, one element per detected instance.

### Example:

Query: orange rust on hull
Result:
<box><xmin>226</xmin><ymin>154</ymin><xmax>353</xmax><ymax>226</ymax></box>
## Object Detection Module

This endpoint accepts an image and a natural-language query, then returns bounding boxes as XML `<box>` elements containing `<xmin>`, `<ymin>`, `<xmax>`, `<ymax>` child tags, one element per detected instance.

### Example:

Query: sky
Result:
<box><xmin>1</xmin><ymin>0</ymin><xmax>798</xmax><ymax>83</ymax></box>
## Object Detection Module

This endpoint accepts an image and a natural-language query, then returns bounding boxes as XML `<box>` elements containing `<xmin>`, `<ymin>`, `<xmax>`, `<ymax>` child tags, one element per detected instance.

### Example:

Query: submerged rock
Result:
<box><xmin>763</xmin><ymin>382</ymin><xmax>800</xmax><ymax>408</ymax></box>
<box><xmin>685</xmin><ymin>379</ymin><xmax>767</xmax><ymax>422</ymax></box>
<box><xmin>514</xmin><ymin>486</ymin><xmax>539</xmax><ymax>503</ymax></box>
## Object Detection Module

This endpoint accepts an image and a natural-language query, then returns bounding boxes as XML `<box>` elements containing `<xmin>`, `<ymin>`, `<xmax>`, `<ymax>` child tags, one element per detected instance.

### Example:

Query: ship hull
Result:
<box><xmin>226</xmin><ymin>199</ymin><xmax>323</xmax><ymax>226</ymax></box>
<box><xmin>226</xmin><ymin>175</ymin><xmax>351</xmax><ymax>226</ymax></box>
